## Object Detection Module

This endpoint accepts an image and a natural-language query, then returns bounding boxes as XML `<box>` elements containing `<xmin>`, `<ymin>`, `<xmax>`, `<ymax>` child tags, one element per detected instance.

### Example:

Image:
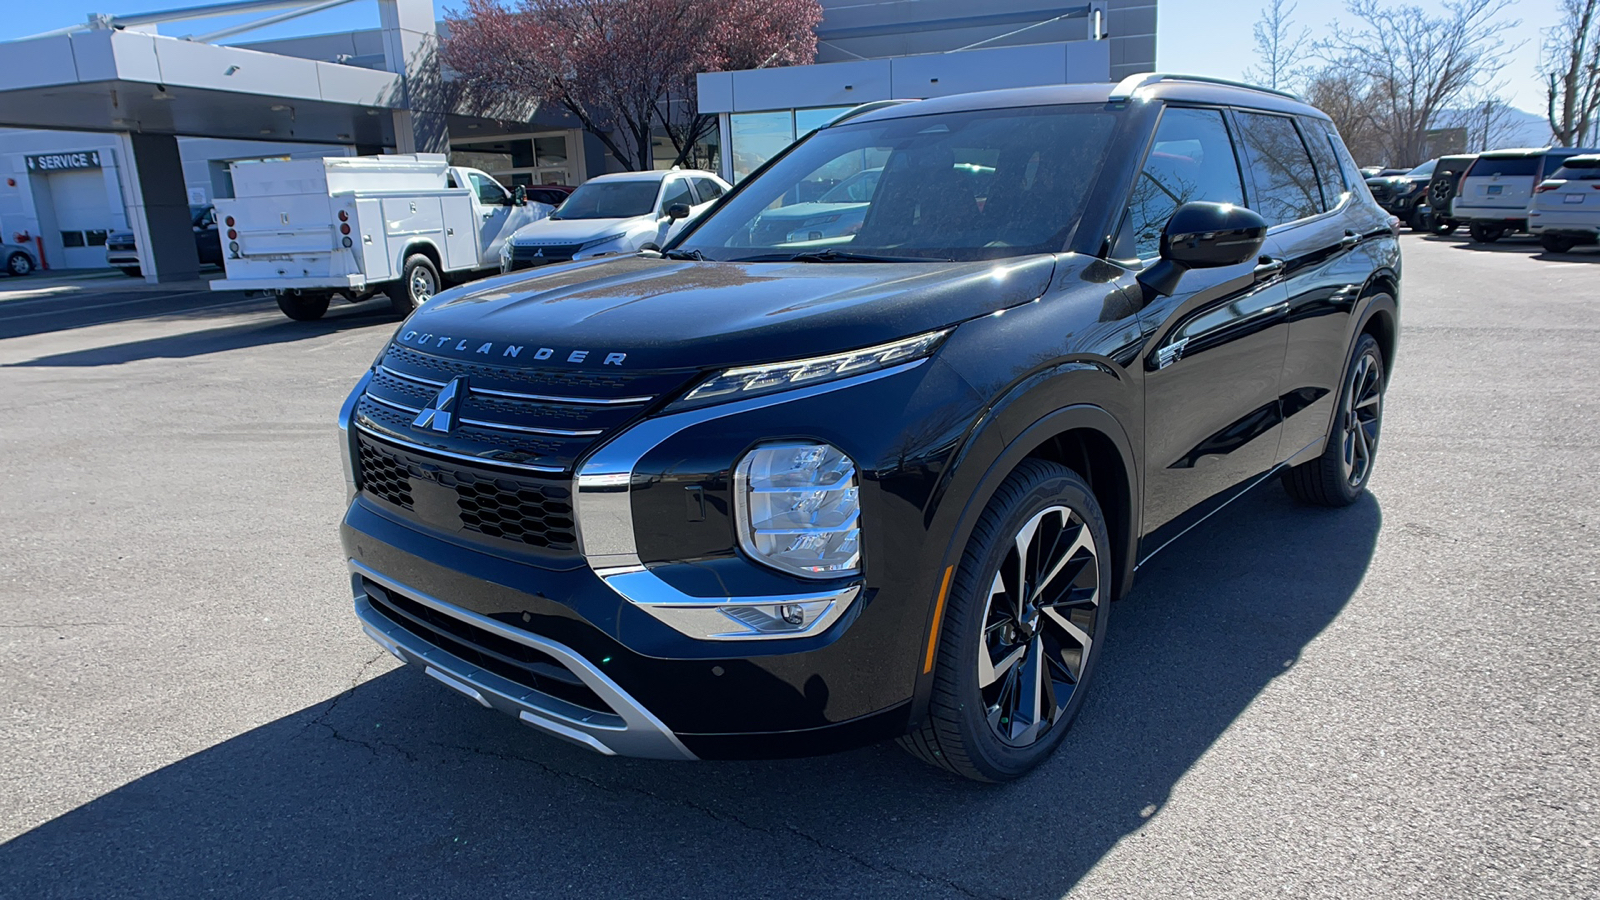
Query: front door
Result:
<box><xmin>467</xmin><ymin>171</ymin><xmax>519</xmax><ymax>264</ymax></box>
<box><xmin>1121</xmin><ymin>106</ymin><xmax>1292</xmax><ymax>557</ymax></box>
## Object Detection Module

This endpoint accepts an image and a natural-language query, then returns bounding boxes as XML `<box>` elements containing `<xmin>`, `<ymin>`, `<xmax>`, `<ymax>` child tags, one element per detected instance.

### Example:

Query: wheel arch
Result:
<box><xmin>398</xmin><ymin>239</ymin><xmax>443</xmax><ymax>274</ymax></box>
<box><xmin>909</xmin><ymin>399</ymin><xmax>1140</xmax><ymax>728</ymax></box>
<box><xmin>1355</xmin><ymin>269</ymin><xmax>1400</xmax><ymax>376</ymax></box>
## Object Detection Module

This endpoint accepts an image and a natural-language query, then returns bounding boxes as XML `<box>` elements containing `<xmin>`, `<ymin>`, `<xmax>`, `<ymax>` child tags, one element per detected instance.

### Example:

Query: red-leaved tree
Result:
<box><xmin>444</xmin><ymin>0</ymin><xmax>822</xmax><ymax>171</ymax></box>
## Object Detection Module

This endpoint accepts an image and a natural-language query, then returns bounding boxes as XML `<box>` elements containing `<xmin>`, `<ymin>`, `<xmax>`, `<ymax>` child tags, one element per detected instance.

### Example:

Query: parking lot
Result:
<box><xmin>1</xmin><ymin>233</ymin><xmax>1596</xmax><ymax>898</ymax></box>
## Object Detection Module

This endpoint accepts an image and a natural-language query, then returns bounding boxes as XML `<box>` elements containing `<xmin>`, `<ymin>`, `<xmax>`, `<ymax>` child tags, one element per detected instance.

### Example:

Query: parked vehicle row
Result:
<box><xmin>1363</xmin><ymin>147</ymin><xmax>1600</xmax><ymax>253</ymax></box>
<box><xmin>104</xmin><ymin>205</ymin><xmax>224</xmax><ymax>277</ymax></box>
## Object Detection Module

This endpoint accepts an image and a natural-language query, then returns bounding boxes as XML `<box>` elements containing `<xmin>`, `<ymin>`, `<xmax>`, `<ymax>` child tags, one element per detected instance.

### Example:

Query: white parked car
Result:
<box><xmin>500</xmin><ymin>169</ymin><xmax>729</xmax><ymax>272</ymax></box>
<box><xmin>1527</xmin><ymin>153</ymin><xmax>1600</xmax><ymax>253</ymax></box>
<box><xmin>1452</xmin><ymin>146</ymin><xmax>1598</xmax><ymax>243</ymax></box>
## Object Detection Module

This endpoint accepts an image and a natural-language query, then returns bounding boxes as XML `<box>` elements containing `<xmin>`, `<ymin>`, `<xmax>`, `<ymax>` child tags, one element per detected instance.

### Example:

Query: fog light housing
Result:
<box><xmin>735</xmin><ymin>442</ymin><xmax>860</xmax><ymax>579</ymax></box>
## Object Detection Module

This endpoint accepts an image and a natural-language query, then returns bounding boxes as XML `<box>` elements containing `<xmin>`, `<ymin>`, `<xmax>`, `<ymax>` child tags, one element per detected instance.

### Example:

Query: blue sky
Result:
<box><xmin>3</xmin><ymin>0</ymin><xmax>1559</xmax><ymax>113</ymax></box>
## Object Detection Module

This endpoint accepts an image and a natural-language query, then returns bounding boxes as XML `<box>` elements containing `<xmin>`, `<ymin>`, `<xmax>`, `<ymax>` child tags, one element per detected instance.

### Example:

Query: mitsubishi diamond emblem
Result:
<box><xmin>413</xmin><ymin>376</ymin><xmax>465</xmax><ymax>432</ymax></box>
<box><xmin>533</xmin><ymin>247</ymin><xmax>545</xmax><ymax>257</ymax></box>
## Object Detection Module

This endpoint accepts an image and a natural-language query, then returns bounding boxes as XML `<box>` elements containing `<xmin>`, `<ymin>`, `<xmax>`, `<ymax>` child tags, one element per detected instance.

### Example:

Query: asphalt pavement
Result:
<box><xmin>0</xmin><ymin>234</ymin><xmax>1596</xmax><ymax>899</ymax></box>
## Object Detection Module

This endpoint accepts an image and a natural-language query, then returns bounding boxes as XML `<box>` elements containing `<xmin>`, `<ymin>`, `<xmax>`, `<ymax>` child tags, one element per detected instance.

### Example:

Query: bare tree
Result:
<box><xmin>1318</xmin><ymin>0</ymin><xmax>1518</xmax><ymax>164</ymax></box>
<box><xmin>1542</xmin><ymin>0</ymin><xmax>1600</xmax><ymax>146</ymax></box>
<box><xmin>1244</xmin><ymin>0</ymin><xmax>1313</xmax><ymax>91</ymax></box>
<box><xmin>1303</xmin><ymin>66</ymin><xmax>1386</xmax><ymax>164</ymax></box>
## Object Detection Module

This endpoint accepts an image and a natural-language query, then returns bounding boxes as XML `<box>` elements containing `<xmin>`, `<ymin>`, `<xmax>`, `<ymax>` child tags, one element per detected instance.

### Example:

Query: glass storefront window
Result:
<box><xmin>795</xmin><ymin>106</ymin><xmax>854</xmax><ymax>137</ymax></box>
<box><xmin>730</xmin><ymin>111</ymin><xmax>795</xmax><ymax>183</ymax></box>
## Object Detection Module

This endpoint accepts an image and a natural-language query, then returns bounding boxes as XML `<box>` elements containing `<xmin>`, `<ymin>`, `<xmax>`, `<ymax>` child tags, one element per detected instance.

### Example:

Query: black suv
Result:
<box><xmin>1365</xmin><ymin>159</ymin><xmax>1432</xmax><ymax>229</ymax></box>
<box><xmin>338</xmin><ymin>74</ymin><xmax>1400</xmax><ymax>781</ymax></box>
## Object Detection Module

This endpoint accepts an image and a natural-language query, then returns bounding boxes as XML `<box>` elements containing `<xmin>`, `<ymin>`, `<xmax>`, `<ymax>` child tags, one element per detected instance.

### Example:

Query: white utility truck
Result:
<box><xmin>211</xmin><ymin>154</ymin><xmax>548</xmax><ymax>321</ymax></box>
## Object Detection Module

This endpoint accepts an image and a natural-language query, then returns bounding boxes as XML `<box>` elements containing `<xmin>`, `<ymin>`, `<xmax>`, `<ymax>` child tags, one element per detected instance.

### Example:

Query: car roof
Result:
<box><xmin>837</xmin><ymin>73</ymin><xmax>1330</xmax><ymax>128</ymax></box>
<box><xmin>586</xmin><ymin>169</ymin><xmax>718</xmax><ymax>184</ymax></box>
<box><xmin>1557</xmin><ymin>154</ymin><xmax>1600</xmax><ymax>166</ymax></box>
<box><xmin>1478</xmin><ymin>147</ymin><xmax>1567</xmax><ymax>158</ymax></box>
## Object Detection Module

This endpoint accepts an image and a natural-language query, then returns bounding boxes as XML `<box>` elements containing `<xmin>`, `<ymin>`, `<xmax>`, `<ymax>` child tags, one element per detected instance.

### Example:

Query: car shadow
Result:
<box><xmin>2</xmin><ymin>299</ymin><xmax>400</xmax><ymax>365</ymax></box>
<box><xmin>0</xmin><ymin>487</ymin><xmax>1381</xmax><ymax>898</ymax></box>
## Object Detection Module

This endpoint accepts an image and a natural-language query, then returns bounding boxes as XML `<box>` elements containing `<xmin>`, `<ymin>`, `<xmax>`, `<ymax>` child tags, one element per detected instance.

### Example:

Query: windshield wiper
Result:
<box><xmin>732</xmin><ymin>249</ymin><xmax>952</xmax><ymax>263</ymax></box>
<box><xmin>663</xmin><ymin>248</ymin><xmax>708</xmax><ymax>261</ymax></box>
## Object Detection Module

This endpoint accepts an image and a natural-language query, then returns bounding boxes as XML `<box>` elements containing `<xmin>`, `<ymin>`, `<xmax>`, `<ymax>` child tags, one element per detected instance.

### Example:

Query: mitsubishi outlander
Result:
<box><xmin>337</xmin><ymin>74</ymin><xmax>1400</xmax><ymax>782</ymax></box>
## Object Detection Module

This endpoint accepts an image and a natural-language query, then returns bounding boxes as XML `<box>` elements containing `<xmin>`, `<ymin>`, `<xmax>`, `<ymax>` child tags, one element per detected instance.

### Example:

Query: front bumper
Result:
<box><xmin>352</xmin><ymin>562</ymin><xmax>696</xmax><ymax>759</ymax></box>
<box><xmin>335</xmin><ymin>357</ymin><xmax>972</xmax><ymax>758</ymax></box>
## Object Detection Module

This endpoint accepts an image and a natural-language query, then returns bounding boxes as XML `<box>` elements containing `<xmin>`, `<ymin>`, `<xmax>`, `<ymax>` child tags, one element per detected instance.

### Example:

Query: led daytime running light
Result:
<box><xmin>675</xmin><ymin>329</ymin><xmax>949</xmax><ymax>410</ymax></box>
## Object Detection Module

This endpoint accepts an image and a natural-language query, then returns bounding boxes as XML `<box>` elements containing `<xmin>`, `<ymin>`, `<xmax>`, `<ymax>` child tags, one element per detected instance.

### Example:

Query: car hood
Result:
<box><xmin>757</xmin><ymin>202</ymin><xmax>868</xmax><ymax>222</ymax></box>
<box><xmin>398</xmin><ymin>254</ymin><xmax>1062</xmax><ymax>370</ymax></box>
<box><xmin>508</xmin><ymin>216</ymin><xmax>648</xmax><ymax>244</ymax></box>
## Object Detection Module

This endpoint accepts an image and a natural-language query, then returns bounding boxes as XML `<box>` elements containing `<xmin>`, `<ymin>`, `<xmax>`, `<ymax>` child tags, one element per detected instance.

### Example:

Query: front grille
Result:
<box><xmin>354</xmin><ymin>344</ymin><xmax>695</xmax><ymax>473</ymax></box>
<box><xmin>356</xmin><ymin>434</ymin><xmax>578</xmax><ymax>553</ymax></box>
<box><xmin>363</xmin><ymin>578</ymin><xmax>612</xmax><ymax>715</ymax></box>
<box><xmin>1368</xmin><ymin>182</ymin><xmax>1395</xmax><ymax>203</ymax></box>
<box><xmin>510</xmin><ymin>243</ymin><xmax>581</xmax><ymax>266</ymax></box>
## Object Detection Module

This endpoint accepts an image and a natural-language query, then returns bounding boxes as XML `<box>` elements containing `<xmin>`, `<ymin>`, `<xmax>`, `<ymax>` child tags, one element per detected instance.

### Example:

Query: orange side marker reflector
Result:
<box><xmin>923</xmin><ymin>566</ymin><xmax>955</xmax><ymax>674</ymax></box>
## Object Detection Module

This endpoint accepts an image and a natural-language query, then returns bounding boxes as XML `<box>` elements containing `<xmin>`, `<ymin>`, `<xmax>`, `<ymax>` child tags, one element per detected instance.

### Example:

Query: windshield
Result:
<box><xmin>1405</xmin><ymin>160</ymin><xmax>1436</xmax><ymax>179</ymax></box>
<box><xmin>677</xmin><ymin>105</ymin><xmax>1117</xmax><ymax>261</ymax></box>
<box><xmin>555</xmin><ymin>181</ymin><xmax>658</xmax><ymax>219</ymax></box>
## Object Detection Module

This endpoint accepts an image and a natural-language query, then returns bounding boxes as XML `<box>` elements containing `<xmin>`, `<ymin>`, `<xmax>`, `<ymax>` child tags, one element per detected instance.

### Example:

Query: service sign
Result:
<box><xmin>24</xmin><ymin>151</ymin><xmax>103</xmax><ymax>173</ymax></box>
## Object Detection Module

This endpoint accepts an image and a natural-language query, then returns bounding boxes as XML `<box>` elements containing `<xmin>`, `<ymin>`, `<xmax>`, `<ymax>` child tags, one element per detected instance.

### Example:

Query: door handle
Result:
<box><xmin>1339</xmin><ymin>230</ymin><xmax>1360</xmax><ymax>249</ymax></box>
<box><xmin>1253</xmin><ymin>256</ymin><xmax>1285</xmax><ymax>281</ymax></box>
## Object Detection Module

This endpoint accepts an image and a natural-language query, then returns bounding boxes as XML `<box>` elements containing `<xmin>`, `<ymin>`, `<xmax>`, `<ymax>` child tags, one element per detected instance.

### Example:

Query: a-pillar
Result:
<box><xmin>114</xmin><ymin>132</ymin><xmax>199</xmax><ymax>284</ymax></box>
<box><xmin>380</xmin><ymin>0</ymin><xmax>450</xmax><ymax>154</ymax></box>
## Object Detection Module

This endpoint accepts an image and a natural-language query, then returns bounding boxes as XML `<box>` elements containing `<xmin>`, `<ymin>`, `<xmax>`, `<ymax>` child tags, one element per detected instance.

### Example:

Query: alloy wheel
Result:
<box><xmin>8</xmin><ymin>254</ymin><xmax>29</xmax><ymax>275</ymax></box>
<box><xmin>978</xmin><ymin>505</ymin><xmax>1101</xmax><ymax>747</ymax></box>
<box><xmin>1341</xmin><ymin>351</ymin><xmax>1383</xmax><ymax>487</ymax></box>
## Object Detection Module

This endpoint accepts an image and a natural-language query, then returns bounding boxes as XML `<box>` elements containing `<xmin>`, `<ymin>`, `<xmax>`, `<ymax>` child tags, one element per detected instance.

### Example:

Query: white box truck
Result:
<box><xmin>211</xmin><ymin>154</ymin><xmax>549</xmax><ymax>321</ymax></box>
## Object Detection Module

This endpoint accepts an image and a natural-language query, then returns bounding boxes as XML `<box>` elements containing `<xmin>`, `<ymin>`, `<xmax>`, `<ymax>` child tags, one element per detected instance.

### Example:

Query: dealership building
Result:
<box><xmin>0</xmin><ymin>0</ymin><xmax>1155</xmax><ymax>281</ymax></box>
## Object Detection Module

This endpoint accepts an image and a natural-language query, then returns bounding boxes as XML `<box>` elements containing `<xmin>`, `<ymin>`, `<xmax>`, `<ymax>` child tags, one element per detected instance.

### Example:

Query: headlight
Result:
<box><xmin>735</xmin><ymin>442</ymin><xmax>860</xmax><ymax>579</ymax></box>
<box><xmin>581</xmin><ymin>233</ymin><xmax>626</xmax><ymax>249</ymax></box>
<box><xmin>670</xmin><ymin>329</ymin><xmax>949</xmax><ymax>411</ymax></box>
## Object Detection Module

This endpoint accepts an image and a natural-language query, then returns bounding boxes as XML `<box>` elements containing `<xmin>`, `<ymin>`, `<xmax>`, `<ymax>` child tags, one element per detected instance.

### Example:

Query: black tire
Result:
<box><xmin>6</xmin><ymin>251</ymin><xmax>34</xmax><ymax>276</ymax></box>
<box><xmin>899</xmin><ymin>459</ymin><xmax>1111</xmax><ymax>782</ymax></box>
<box><xmin>1282</xmin><ymin>332</ymin><xmax>1386</xmax><ymax>507</ymax></box>
<box><xmin>276</xmin><ymin>292</ymin><xmax>331</xmax><ymax>321</ymax></box>
<box><xmin>389</xmin><ymin>254</ymin><xmax>440</xmax><ymax>317</ymax></box>
<box><xmin>118</xmin><ymin>266</ymin><xmax>142</xmax><ymax>278</ymax></box>
<box><xmin>1407</xmin><ymin>207</ymin><xmax>1428</xmax><ymax>231</ymax></box>
<box><xmin>1468</xmin><ymin>223</ymin><xmax>1504</xmax><ymax>243</ymax></box>
<box><xmin>1433</xmin><ymin>220</ymin><xmax>1458</xmax><ymax>236</ymax></box>
<box><xmin>1540</xmin><ymin>234</ymin><xmax>1577</xmax><ymax>254</ymax></box>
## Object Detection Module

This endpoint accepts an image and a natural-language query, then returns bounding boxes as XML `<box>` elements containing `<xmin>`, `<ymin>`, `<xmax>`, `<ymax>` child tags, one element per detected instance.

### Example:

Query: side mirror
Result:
<box><xmin>665</xmin><ymin>202</ymin><xmax>692</xmax><ymax>221</ymax></box>
<box><xmin>1137</xmin><ymin>202</ymin><xmax>1267</xmax><ymax>296</ymax></box>
<box><xmin>511</xmin><ymin>185</ymin><xmax>527</xmax><ymax>207</ymax></box>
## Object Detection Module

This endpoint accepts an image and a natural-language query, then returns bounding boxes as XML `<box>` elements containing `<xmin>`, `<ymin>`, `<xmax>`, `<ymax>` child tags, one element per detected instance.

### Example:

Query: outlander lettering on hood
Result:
<box><xmin>397</xmin><ymin>328</ymin><xmax>627</xmax><ymax>366</ymax></box>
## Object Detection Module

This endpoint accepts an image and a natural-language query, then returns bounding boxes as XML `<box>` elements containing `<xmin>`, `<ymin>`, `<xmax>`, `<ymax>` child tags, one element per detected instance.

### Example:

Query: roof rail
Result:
<box><xmin>1109</xmin><ymin>73</ymin><xmax>1301</xmax><ymax>102</ymax></box>
<box><xmin>823</xmin><ymin>99</ymin><xmax>919</xmax><ymax>128</ymax></box>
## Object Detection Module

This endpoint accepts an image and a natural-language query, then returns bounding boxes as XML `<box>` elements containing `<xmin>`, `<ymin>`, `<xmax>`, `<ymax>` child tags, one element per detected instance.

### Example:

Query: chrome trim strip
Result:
<box><xmin>456</xmin><ymin>416</ymin><xmax>604</xmax><ymax>438</ymax></box>
<box><xmin>353</xmin><ymin>422</ymin><xmax>568</xmax><ymax>474</ymax></box>
<box><xmin>594</xmin><ymin>568</ymin><xmax>860</xmax><ymax>641</ymax></box>
<box><xmin>367</xmin><ymin>394</ymin><xmax>422</xmax><ymax>415</ymax></box>
<box><xmin>472</xmin><ymin>385</ymin><xmax>655</xmax><ymax>406</ymax></box>
<box><xmin>350</xmin><ymin>561</ymin><xmax>696</xmax><ymax>760</ymax></box>
<box><xmin>376</xmin><ymin>364</ymin><xmax>446</xmax><ymax>388</ymax></box>
<box><xmin>574</xmin><ymin>358</ymin><xmax>928</xmax><ymax>640</ymax></box>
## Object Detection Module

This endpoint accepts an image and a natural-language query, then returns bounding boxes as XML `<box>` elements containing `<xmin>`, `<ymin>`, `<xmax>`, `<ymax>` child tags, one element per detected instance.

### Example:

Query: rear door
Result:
<box><xmin>1460</xmin><ymin>155</ymin><xmax>1539</xmax><ymax>213</ymax></box>
<box><xmin>1235</xmin><ymin>111</ymin><xmax>1375</xmax><ymax>463</ymax></box>
<box><xmin>1128</xmin><ymin>105</ymin><xmax>1292</xmax><ymax>554</ymax></box>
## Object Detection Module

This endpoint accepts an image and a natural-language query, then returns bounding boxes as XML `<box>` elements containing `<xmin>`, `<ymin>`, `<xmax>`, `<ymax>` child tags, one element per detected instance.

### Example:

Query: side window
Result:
<box><xmin>659</xmin><ymin>177</ymin><xmax>694</xmax><ymax>212</ymax></box>
<box><xmin>467</xmin><ymin>172</ymin><xmax>509</xmax><ymax>205</ymax></box>
<box><xmin>1301</xmin><ymin>118</ymin><xmax>1348</xmax><ymax>209</ymax></box>
<box><xmin>692</xmin><ymin>177</ymin><xmax>725</xmax><ymax>202</ymax></box>
<box><xmin>1235</xmin><ymin>111</ymin><xmax>1324</xmax><ymax>226</ymax></box>
<box><xmin>1123</xmin><ymin>107</ymin><xmax>1247</xmax><ymax>260</ymax></box>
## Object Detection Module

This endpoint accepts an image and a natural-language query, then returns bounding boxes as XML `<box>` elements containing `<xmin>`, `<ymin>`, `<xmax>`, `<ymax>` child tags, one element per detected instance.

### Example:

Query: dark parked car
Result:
<box><xmin>105</xmin><ymin>205</ymin><xmax>222</xmax><ymax>277</ymax></box>
<box><xmin>1421</xmin><ymin>154</ymin><xmax>1478</xmax><ymax>235</ymax></box>
<box><xmin>1366</xmin><ymin>159</ymin><xmax>1434</xmax><ymax>228</ymax></box>
<box><xmin>338</xmin><ymin>74</ymin><xmax>1399</xmax><ymax>781</ymax></box>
